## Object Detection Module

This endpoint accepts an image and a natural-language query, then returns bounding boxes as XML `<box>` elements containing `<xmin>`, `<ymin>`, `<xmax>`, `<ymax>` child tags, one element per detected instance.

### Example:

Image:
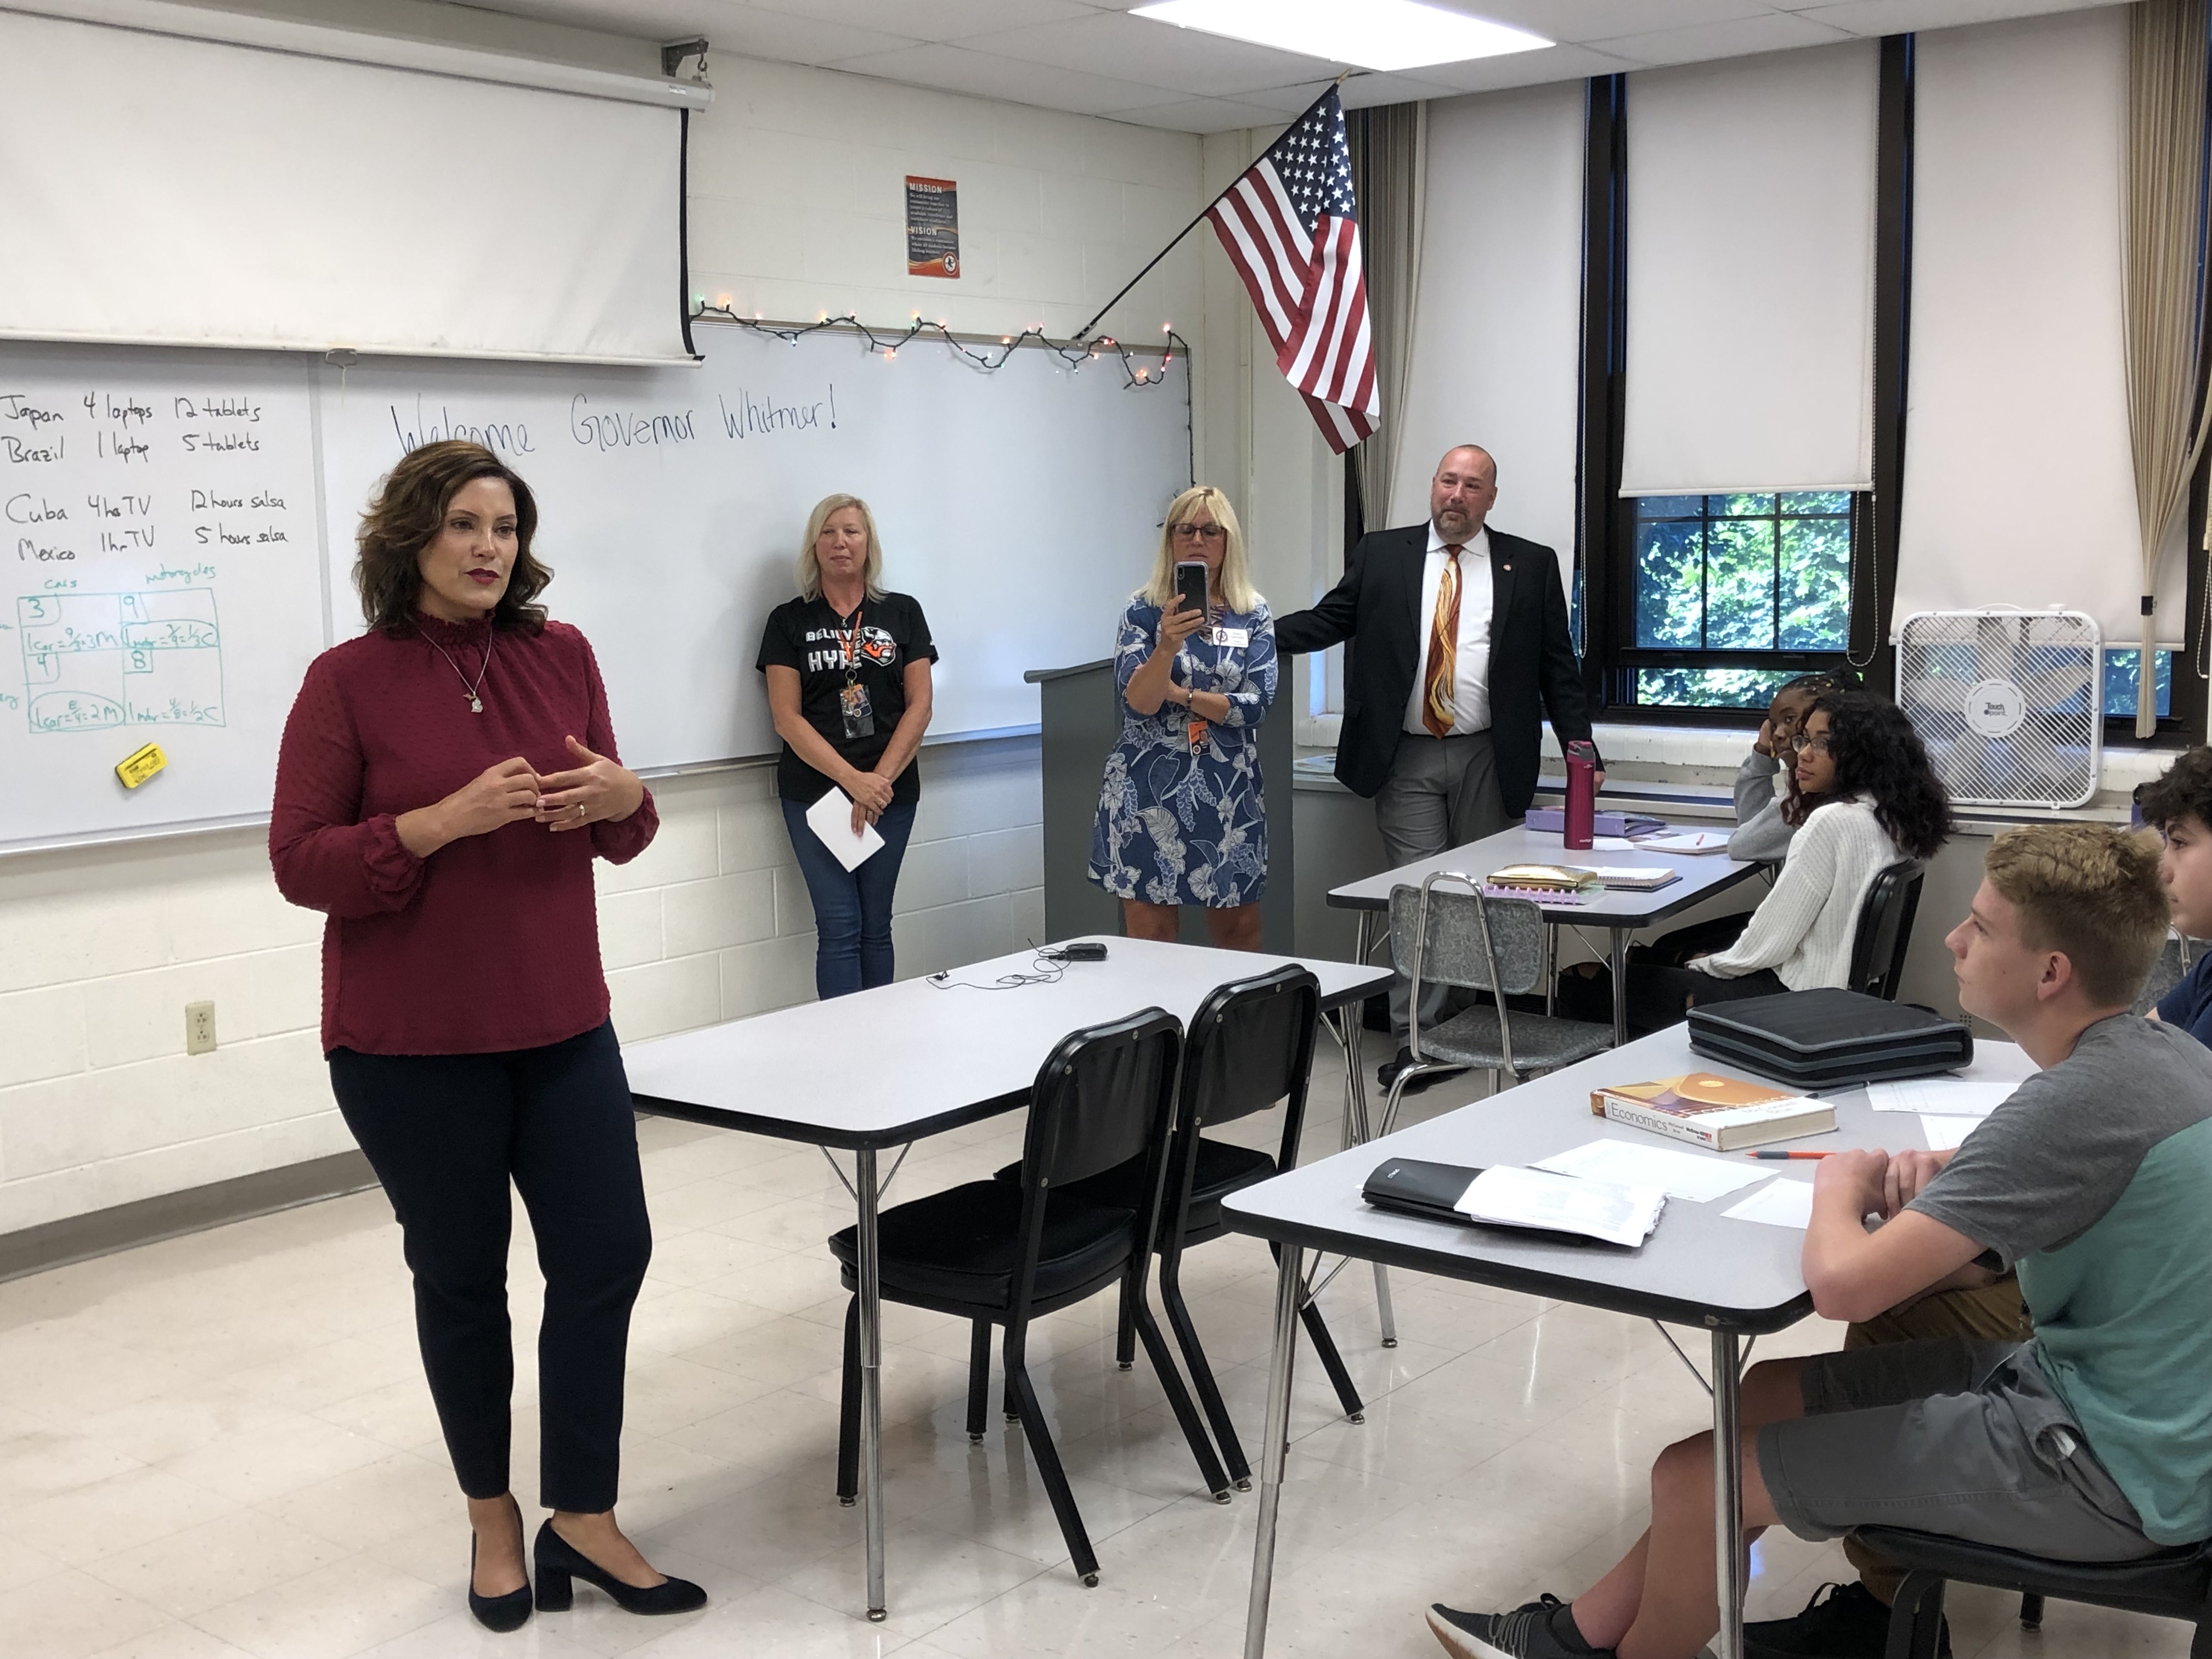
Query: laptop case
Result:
<box><xmin>1361</xmin><ymin>1158</ymin><xmax>1482</xmax><ymax>1224</ymax></box>
<box><xmin>1687</xmin><ymin>988</ymin><xmax>1972</xmax><ymax>1087</ymax></box>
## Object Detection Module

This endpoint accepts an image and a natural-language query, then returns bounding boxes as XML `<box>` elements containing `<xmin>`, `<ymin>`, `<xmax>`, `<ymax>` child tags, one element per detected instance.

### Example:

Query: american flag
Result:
<box><xmin>1206</xmin><ymin>88</ymin><xmax>1379</xmax><ymax>453</ymax></box>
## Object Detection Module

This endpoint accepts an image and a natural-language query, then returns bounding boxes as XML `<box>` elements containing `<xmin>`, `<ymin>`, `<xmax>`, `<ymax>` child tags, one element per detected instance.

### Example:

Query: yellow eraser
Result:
<box><xmin>116</xmin><ymin>742</ymin><xmax>167</xmax><ymax>789</ymax></box>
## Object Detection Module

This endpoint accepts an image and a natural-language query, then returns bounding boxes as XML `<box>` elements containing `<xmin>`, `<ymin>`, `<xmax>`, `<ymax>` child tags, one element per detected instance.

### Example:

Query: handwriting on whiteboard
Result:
<box><xmin>369</xmin><ymin>381</ymin><xmax>842</xmax><ymax>462</ymax></box>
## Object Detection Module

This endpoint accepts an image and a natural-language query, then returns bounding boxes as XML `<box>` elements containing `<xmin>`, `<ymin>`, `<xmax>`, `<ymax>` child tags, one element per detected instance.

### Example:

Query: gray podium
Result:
<box><xmin>1025</xmin><ymin>659</ymin><xmax>1295</xmax><ymax>951</ymax></box>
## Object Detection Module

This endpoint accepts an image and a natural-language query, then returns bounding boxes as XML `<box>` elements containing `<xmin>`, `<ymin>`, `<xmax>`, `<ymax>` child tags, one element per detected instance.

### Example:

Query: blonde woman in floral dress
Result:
<box><xmin>1088</xmin><ymin>486</ymin><xmax>1277</xmax><ymax>950</ymax></box>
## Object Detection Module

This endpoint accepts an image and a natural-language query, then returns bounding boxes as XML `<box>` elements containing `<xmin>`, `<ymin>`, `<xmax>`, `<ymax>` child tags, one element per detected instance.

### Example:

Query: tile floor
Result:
<box><xmin>0</xmin><ymin>1046</ymin><xmax>2188</xmax><ymax>1659</ymax></box>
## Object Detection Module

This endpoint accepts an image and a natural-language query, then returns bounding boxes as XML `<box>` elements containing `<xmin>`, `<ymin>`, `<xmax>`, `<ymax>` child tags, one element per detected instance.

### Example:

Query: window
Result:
<box><xmin>2104</xmin><ymin>648</ymin><xmax>2174</xmax><ymax>722</ymax></box>
<box><xmin>1622</xmin><ymin>491</ymin><xmax>1856</xmax><ymax>710</ymax></box>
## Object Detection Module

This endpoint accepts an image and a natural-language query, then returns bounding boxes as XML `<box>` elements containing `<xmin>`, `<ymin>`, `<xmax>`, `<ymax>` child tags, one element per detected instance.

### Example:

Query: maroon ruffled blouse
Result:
<box><xmin>270</xmin><ymin>612</ymin><xmax>657</xmax><ymax>1056</ymax></box>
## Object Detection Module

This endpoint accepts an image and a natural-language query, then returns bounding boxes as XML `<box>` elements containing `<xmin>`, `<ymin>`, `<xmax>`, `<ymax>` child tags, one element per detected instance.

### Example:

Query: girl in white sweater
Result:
<box><xmin>1562</xmin><ymin>692</ymin><xmax>1951</xmax><ymax>1034</ymax></box>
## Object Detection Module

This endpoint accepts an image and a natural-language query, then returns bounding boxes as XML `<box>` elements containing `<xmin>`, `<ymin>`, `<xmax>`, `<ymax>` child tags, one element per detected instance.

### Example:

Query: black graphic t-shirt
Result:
<box><xmin>756</xmin><ymin>590</ymin><xmax>938</xmax><ymax>805</ymax></box>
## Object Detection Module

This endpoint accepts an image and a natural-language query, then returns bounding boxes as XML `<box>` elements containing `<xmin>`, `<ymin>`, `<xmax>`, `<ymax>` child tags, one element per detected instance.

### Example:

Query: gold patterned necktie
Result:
<box><xmin>1421</xmin><ymin>544</ymin><xmax>1464</xmax><ymax>738</ymax></box>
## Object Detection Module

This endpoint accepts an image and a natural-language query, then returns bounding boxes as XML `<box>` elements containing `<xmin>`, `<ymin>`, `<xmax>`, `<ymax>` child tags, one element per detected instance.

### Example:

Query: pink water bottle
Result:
<box><xmin>1564</xmin><ymin>741</ymin><xmax>1597</xmax><ymax>850</ymax></box>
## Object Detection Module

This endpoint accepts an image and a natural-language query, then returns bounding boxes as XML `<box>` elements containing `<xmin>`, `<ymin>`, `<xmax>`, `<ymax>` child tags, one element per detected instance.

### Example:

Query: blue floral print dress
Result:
<box><xmin>1088</xmin><ymin>596</ymin><xmax>1278</xmax><ymax>907</ymax></box>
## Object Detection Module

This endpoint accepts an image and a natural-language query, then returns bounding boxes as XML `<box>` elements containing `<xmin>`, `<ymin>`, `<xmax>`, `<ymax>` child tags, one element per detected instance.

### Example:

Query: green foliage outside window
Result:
<box><xmin>1631</xmin><ymin>492</ymin><xmax>1852</xmax><ymax>710</ymax></box>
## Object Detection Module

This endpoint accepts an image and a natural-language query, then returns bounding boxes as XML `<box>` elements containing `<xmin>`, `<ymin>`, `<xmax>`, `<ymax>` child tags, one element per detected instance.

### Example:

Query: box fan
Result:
<box><xmin>1894</xmin><ymin>608</ymin><xmax>2102</xmax><ymax>810</ymax></box>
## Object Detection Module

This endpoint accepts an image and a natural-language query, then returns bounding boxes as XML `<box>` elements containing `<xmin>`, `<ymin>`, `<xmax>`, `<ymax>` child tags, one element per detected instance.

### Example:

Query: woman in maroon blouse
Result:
<box><xmin>271</xmin><ymin>441</ymin><xmax>704</xmax><ymax>1630</ymax></box>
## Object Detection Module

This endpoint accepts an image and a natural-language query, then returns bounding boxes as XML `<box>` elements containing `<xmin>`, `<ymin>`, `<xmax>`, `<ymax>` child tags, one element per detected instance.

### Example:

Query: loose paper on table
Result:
<box><xmin>1919</xmin><ymin>1114</ymin><xmax>1979</xmax><ymax>1152</ymax></box>
<box><xmin>1723</xmin><ymin>1177</ymin><xmax>1816</xmax><ymax>1231</ymax></box>
<box><xmin>1533</xmin><ymin>1139</ymin><xmax>1769</xmax><ymax>1204</ymax></box>
<box><xmin>1456</xmin><ymin>1166</ymin><xmax>1667</xmax><ymax>1248</ymax></box>
<box><xmin>1866</xmin><ymin>1079</ymin><xmax>2014</xmax><ymax>1118</ymax></box>
<box><xmin>804</xmin><ymin>788</ymin><xmax>885</xmax><ymax>873</ymax></box>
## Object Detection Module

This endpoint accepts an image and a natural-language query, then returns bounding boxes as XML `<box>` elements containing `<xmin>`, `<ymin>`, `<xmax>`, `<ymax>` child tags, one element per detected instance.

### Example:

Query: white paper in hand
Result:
<box><xmin>1455</xmin><ymin>1166</ymin><xmax>1667</xmax><ymax>1248</ymax></box>
<box><xmin>804</xmin><ymin>787</ymin><xmax>885</xmax><ymax>873</ymax></box>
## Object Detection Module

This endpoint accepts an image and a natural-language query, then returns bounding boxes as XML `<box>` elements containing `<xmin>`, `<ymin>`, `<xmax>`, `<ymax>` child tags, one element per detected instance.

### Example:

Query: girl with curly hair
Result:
<box><xmin>1564</xmin><ymin>690</ymin><xmax>1951</xmax><ymax>1034</ymax></box>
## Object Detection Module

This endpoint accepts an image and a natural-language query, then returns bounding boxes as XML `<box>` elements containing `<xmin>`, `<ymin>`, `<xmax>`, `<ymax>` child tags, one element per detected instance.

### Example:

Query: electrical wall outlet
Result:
<box><xmin>185</xmin><ymin>1000</ymin><xmax>217</xmax><ymax>1056</ymax></box>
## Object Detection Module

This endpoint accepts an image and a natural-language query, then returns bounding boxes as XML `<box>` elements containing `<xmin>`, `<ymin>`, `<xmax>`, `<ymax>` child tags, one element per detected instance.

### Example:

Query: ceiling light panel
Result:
<box><xmin>1128</xmin><ymin>0</ymin><xmax>1551</xmax><ymax>73</ymax></box>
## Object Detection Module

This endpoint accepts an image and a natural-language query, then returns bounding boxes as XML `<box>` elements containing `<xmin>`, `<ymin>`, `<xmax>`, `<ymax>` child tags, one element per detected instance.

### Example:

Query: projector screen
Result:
<box><xmin>0</xmin><ymin>7</ymin><xmax>693</xmax><ymax>364</ymax></box>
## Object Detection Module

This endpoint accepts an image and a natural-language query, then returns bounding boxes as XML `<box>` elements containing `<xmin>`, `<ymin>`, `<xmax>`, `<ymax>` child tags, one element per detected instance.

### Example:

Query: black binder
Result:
<box><xmin>1688</xmin><ymin>988</ymin><xmax>1972</xmax><ymax>1088</ymax></box>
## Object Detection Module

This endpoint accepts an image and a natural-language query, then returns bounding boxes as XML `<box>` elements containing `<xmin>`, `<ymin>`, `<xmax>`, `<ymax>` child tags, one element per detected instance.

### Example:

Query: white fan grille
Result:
<box><xmin>1895</xmin><ymin>609</ymin><xmax>2103</xmax><ymax>810</ymax></box>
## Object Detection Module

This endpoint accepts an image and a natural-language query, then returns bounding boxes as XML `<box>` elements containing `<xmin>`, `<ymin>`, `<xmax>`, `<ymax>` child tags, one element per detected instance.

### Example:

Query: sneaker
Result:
<box><xmin>1743</xmin><ymin>1581</ymin><xmax>1948</xmax><ymax>1659</ymax></box>
<box><xmin>1426</xmin><ymin>1595</ymin><xmax>1613</xmax><ymax>1659</ymax></box>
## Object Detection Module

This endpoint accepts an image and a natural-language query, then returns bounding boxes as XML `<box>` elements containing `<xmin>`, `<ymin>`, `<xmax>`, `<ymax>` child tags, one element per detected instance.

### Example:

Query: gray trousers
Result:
<box><xmin>1374</xmin><ymin>730</ymin><xmax>1509</xmax><ymax>1038</ymax></box>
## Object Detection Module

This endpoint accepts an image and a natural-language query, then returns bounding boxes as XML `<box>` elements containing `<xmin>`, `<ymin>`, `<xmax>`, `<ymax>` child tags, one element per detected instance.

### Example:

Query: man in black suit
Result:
<box><xmin>1274</xmin><ymin>444</ymin><xmax>1600</xmax><ymax>1090</ymax></box>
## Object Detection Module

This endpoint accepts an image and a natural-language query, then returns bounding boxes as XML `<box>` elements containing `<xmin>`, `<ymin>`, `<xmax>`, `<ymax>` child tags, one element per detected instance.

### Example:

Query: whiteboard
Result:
<box><xmin>317</xmin><ymin>326</ymin><xmax>1189</xmax><ymax>770</ymax></box>
<box><xmin>0</xmin><ymin>328</ymin><xmax>1187</xmax><ymax>850</ymax></box>
<box><xmin>0</xmin><ymin>343</ymin><xmax>326</xmax><ymax>851</ymax></box>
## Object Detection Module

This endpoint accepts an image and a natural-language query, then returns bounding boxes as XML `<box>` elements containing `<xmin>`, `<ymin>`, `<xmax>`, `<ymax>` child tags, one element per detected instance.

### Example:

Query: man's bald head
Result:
<box><xmin>1431</xmin><ymin>445</ymin><xmax>1498</xmax><ymax>543</ymax></box>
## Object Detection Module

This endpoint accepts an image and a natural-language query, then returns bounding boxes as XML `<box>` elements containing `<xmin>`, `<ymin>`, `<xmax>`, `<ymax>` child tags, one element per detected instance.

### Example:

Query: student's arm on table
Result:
<box><xmin>1801</xmin><ymin>1148</ymin><xmax>1990</xmax><ymax>1324</ymax></box>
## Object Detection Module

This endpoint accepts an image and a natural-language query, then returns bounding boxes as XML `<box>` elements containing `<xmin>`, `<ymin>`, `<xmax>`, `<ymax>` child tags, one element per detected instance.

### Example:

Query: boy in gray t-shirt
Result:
<box><xmin>1426</xmin><ymin>824</ymin><xmax>2212</xmax><ymax>1659</ymax></box>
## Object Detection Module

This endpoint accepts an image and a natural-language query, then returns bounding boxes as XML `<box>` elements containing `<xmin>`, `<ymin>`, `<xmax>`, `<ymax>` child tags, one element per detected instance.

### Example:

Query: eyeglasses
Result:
<box><xmin>1170</xmin><ymin>523</ymin><xmax>1226</xmax><ymax>541</ymax></box>
<box><xmin>1799</xmin><ymin>735</ymin><xmax>1833</xmax><ymax>754</ymax></box>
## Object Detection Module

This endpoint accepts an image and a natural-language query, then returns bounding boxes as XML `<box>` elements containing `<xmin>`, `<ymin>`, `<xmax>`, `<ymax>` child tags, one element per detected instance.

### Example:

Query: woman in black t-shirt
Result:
<box><xmin>757</xmin><ymin>494</ymin><xmax>937</xmax><ymax>998</ymax></box>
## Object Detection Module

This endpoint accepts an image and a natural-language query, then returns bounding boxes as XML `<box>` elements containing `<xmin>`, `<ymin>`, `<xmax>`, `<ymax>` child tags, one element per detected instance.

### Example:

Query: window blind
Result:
<box><xmin>1620</xmin><ymin>42</ymin><xmax>1880</xmax><ymax>498</ymax></box>
<box><xmin>1390</xmin><ymin>80</ymin><xmax>1585</xmax><ymax>574</ymax></box>
<box><xmin>1894</xmin><ymin>8</ymin><xmax>2182</xmax><ymax>646</ymax></box>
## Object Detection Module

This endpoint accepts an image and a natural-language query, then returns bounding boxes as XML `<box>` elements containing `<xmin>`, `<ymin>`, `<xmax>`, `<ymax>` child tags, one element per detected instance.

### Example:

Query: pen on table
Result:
<box><xmin>1743</xmin><ymin>1150</ymin><xmax>1835</xmax><ymax>1160</ymax></box>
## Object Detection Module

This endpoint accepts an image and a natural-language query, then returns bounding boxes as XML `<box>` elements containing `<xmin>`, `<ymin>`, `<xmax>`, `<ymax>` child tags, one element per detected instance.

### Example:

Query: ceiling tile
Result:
<box><xmin>1793</xmin><ymin>0</ymin><xmax>2130</xmax><ymax>33</ymax></box>
<box><xmin>749</xmin><ymin>0</ymin><xmax>1094</xmax><ymax>42</ymax></box>
<box><xmin>1592</xmin><ymin>9</ymin><xmax>1856</xmax><ymax>65</ymax></box>
<box><xmin>952</xmin><ymin>10</ymin><xmax>1340</xmax><ymax>97</ymax></box>
<box><xmin>1419</xmin><ymin>0</ymin><xmax>1776</xmax><ymax>45</ymax></box>
<box><xmin>827</xmin><ymin>41</ymin><xmax>1193</xmax><ymax>115</ymax></box>
<box><xmin>450</xmin><ymin>0</ymin><xmax>749</xmax><ymax>36</ymax></box>
<box><xmin>1108</xmin><ymin>95</ymin><xmax>1299</xmax><ymax>133</ymax></box>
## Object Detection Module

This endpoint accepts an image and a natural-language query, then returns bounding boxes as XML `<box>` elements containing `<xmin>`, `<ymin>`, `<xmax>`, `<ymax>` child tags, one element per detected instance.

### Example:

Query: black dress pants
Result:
<box><xmin>329</xmin><ymin>1020</ymin><xmax>651</xmax><ymax>1513</ymax></box>
<box><xmin>1558</xmin><ymin>951</ymin><xmax>1788</xmax><ymax>1037</ymax></box>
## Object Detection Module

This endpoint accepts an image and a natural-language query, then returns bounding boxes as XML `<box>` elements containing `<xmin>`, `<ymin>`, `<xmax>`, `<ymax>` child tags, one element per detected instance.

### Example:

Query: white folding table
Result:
<box><xmin>1224</xmin><ymin>1025</ymin><xmax>2035</xmax><ymax>1659</ymax></box>
<box><xmin>622</xmin><ymin>935</ymin><xmax>1391</xmax><ymax>1621</ymax></box>
<box><xmin>1327</xmin><ymin>822</ymin><xmax>1769</xmax><ymax>1045</ymax></box>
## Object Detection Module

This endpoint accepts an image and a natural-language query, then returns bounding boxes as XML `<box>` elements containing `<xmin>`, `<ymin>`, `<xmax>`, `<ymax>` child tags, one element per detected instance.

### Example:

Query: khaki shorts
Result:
<box><xmin>1756</xmin><ymin>1338</ymin><xmax>2160</xmax><ymax>1562</ymax></box>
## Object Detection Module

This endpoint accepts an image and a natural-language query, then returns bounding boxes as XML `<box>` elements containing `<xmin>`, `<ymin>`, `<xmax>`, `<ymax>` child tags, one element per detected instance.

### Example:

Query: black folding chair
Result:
<box><xmin>1846</xmin><ymin>861</ymin><xmax>1925</xmax><ymax>1002</ymax></box>
<box><xmin>827</xmin><ymin>1008</ymin><xmax>1231</xmax><ymax>1586</ymax></box>
<box><xmin>1855</xmin><ymin>1525</ymin><xmax>2212</xmax><ymax>1658</ymax></box>
<box><xmin>1022</xmin><ymin>966</ymin><xmax>1369</xmax><ymax>1488</ymax></box>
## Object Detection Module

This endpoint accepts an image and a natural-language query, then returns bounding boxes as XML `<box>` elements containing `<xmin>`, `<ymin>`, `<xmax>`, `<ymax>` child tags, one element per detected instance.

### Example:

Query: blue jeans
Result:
<box><xmin>781</xmin><ymin>797</ymin><xmax>918</xmax><ymax>999</ymax></box>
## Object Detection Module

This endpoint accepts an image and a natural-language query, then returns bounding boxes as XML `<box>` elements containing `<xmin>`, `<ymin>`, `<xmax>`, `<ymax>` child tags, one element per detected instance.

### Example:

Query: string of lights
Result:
<box><xmin>687</xmin><ymin>302</ymin><xmax>1189</xmax><ymax>393</ymax></box>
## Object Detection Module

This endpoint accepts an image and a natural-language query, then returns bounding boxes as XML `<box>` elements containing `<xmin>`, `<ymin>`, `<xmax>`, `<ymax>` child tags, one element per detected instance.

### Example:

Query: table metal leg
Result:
<box><xmin>1342</xmin><ymin>911</ymin><xmax>1396</xmax><ymax>1346</ymax></box>
<box><xmin>1243</xmin><ymin>1242</ymin><xmax>1304</xmax><ymax>1659</ymax></box>
<box><xmin>1610</xmin><ymin>927</ymin><xmax>1630</xmax><ymax>1046</ymax></box>
<box><xmin>1711</xmin><ymin>1329</ymin><xmax>1745</xmax><ymax>1659</ymax></box>
<box><xmin>855</xmin><ymin>1147</ymin><xmax>887</xmax><ymax>1622</ymax></box>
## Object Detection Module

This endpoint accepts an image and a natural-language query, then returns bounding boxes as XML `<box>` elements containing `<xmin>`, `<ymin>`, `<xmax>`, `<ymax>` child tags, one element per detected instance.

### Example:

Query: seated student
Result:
<box><xmin>1560</xmin><ymin>691</ymin><xmax>1950</xmax><ymax>1034</ymax></box>
<box><xmin>2139</xmin><ymin>746</ymin><xmax>2212</xmax><ymax>1046</ymax></box>
<box><xmin>1728</xmin><ymin>669</ymin><xmax>1859</xmax><ymax>865</ymax></box>
<box><xmin>1633</xmin><ymin>670</ymin><xmax>1861</xmax><ymax>973</ymax></box>
<box><xmin>1427</xmin><ymin>822</ymin><xmax>2212</xmax><ymax>1659</ymax></box>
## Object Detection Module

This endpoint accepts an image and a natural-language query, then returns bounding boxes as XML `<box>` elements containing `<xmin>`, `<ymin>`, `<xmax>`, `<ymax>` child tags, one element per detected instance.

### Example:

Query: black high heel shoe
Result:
<box><xmin>467</xmin><ymin>1499</ymin><xmax>533</xmax><ymax>1633</ymax></box>
<box><xmin>532</xmin><ymin>1518</ymin><xmax>707</xmax><ymax>1616</ymax></box>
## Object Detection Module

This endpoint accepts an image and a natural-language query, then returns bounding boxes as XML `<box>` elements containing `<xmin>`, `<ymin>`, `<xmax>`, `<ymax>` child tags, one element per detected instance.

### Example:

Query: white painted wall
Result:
<box><xmin>0</xmin><ymin>2</ymin><xmax>1203</xmax><ymax>1241</ymax></box>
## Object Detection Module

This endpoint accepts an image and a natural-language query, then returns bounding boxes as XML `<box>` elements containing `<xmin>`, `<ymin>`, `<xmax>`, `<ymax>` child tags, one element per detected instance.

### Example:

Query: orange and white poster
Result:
<box><xmin>905</xmin><ymin>176</ymin><xmax>959</xmax><ymax>278</ymax></box>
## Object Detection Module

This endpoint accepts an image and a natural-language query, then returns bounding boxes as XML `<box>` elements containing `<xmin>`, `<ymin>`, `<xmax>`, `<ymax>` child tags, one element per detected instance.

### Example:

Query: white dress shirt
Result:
<box><xmin>1401</xmin><ymin>524</ymin><xmax>1493</xmax><ymax>735</ymax></box>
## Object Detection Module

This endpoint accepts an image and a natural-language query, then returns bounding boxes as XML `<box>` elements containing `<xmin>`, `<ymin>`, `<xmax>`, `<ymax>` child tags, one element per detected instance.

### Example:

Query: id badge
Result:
<box><xmin>840</xmin><ymin>681</ymin><xmax>876</xmax><ymax>740</ymax></box>
<box><xmin>1185</xmin><ymin>717</ymin><xmax>1210</xmax><ymax>754</ymax></box>
<box><xmin>1211</xmin><ymin>627</ymin><xmax>1250</xmax><ymax>648</ymax></box>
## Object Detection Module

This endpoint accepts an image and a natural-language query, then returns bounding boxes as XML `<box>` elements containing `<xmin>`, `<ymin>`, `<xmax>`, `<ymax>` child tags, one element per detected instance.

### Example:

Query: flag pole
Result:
<box><xmin>1070</xmin><ymin>73</ymin><xmax>1354</xmax><ymax>344</ymax></box>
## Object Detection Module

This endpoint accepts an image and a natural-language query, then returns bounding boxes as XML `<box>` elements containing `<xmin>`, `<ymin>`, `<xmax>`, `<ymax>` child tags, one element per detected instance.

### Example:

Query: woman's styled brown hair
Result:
<box><xmin>354</xmin><ymin>441</ymin><xmax>550</xmax><ymax>635</ymax></box>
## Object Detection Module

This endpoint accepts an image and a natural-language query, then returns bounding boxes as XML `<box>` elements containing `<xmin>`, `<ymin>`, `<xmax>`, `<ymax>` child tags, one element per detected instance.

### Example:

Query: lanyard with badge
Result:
<box><xmin>1180</xmin><ymin>618</ymin><xmax>1252</xmax><ymax>754</ymax></box>
<box><xmin>834</xmin><ymin>605</ymin><xmax>874</xmax><ymax>740</ymax></box>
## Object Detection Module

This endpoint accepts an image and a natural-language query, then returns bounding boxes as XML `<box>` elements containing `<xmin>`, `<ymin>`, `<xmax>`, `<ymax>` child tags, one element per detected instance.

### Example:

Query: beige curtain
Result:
<box><xmin>2125</xmin><ymin>0</ymin><xmax>2212</xmax><ymax>735</ymax></box>
<box><xmin>1348</xmin><ymin>100</ymin><xmax>1427</xmax><ymax>529</ymax></box>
